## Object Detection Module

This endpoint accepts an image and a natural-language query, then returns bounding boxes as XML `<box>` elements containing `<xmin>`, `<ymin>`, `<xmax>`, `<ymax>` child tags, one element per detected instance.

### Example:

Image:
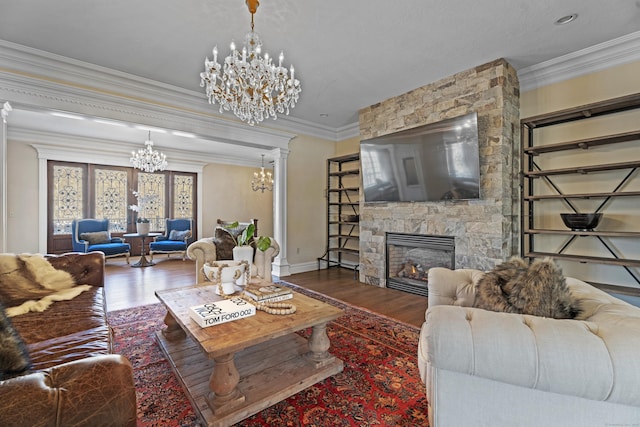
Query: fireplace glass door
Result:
<box><xmin>386</xmin><ymin>233</ymin><xmax>455</xmax><ymax>297</ymax></box>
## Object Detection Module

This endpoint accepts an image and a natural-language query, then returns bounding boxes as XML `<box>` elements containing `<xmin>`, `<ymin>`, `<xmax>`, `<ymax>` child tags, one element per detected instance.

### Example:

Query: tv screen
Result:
<box><xmin>360</xmin><ymin>112</ymin><xmax>480</xmax><ymax>203</ymax></box>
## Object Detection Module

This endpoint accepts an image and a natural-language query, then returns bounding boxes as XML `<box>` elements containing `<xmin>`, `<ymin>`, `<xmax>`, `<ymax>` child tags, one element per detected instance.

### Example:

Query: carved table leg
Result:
<box><xmin>205</xmin><ymin>352</ymin><xmax>245</xmax><ymax>414</ymax></box>
<box><xmin>307</xmin><ymin>322</ymin><xmax>336</xmax><ymax>368</ymax></box>
<box><xmin>162</xmin><ymin>311</ymin><xmax>186</xmax><ymax>340</ymax></box>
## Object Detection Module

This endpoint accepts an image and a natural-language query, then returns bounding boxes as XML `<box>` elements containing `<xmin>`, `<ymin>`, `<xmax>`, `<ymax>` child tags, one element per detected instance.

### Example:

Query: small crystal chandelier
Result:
<box><xmin>251</xmin><ymin>155</ymin><xmax>273</xmax><ymax>192</ymax></box>
<box><xmin>200</xmin><ymin>0</ymin><xmax>301</xmax><ymax>126</ymax></box>
<box><xmin>130</xmin><ymin>131</ymin><xmax>167</xmax><ymax>173</ymax></box>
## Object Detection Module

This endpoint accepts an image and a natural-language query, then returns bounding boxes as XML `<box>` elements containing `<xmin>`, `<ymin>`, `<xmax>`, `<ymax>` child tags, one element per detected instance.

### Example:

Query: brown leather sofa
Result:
<box><xmin>0</xmin><ymin>252</ymin><xmax>137</xmax><ymax>427</ymax></box>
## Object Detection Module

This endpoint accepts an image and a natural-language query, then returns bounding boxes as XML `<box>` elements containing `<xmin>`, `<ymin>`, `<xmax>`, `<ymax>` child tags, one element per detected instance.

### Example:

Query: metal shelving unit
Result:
<box><xmin>521</xmin><ymin>93</ymin><xmax>640</xmax><ymax>296</ymax></box>
<box><xmin>318</xmin><ymin>153</ymin><xmax>360</xmax><ymax>276</ymax></box>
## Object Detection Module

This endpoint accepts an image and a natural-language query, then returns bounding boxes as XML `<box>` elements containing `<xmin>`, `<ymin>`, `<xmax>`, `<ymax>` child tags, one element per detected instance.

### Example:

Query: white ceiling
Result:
<box><xmin>1</xmin><ymin>0</ymin><xmax>639</xmax><ymax>139</ymax></box>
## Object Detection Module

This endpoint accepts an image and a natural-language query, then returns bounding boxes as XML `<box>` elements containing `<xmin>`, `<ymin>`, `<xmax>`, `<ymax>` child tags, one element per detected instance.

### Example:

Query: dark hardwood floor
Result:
<box><xmin>104</xmin><ymin>256</ymin><xmax>428</xmax><ymax>328</ymax></box>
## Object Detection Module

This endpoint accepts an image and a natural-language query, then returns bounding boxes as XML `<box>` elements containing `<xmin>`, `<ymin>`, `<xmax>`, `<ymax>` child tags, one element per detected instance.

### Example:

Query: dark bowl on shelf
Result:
<box><xmin>560</xmin><ymin>213</ymin><xmax>602</xmax><ymax>231</ymax></box>
<box><xmin>341</xmin><ymin>214</ymin><xmax>359</xmax><ymax>222</ymax></box>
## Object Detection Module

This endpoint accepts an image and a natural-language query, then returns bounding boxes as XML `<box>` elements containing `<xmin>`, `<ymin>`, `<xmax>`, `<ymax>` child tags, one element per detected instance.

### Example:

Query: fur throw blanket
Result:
<box><xmin>0</xmin><ymin>254</ymin><xmax>92</xmax><ymax>317</ymax></box>
<box><xmin>474</xmin><ymin>257</ymin><xmax>580</xmax><ymax>319</ymax></box>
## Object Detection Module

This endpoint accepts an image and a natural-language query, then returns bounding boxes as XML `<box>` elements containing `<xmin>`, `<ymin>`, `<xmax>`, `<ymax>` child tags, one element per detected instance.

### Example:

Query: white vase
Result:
<box><xmin>233</xmin><ymin>245</ymin><xmax>255</xmax><ymax>279</ymax></box>
<box><xmin>136</xmin><ymin>222</ymin><xmax>150</xmax><ymax>235</ymax></box>
<box><xmin>202</xmin><ymin>261</ymin><xmax>247</xmax><ymax>295</ymax></box>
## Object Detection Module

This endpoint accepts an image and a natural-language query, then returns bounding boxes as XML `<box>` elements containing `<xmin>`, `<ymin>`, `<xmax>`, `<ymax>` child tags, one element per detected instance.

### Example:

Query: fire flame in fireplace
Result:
<box><xmin>396</xmin><ymin>259</ymin><xmax>429</xmax><ymax>282</ymax></box>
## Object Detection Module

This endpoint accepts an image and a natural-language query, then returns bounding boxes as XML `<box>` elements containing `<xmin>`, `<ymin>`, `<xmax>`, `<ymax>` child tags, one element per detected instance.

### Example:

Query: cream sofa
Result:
<box><xmin>418</xmin><ymin>267</ymin><xmax>640</xmax><ymax>427</ymax></box>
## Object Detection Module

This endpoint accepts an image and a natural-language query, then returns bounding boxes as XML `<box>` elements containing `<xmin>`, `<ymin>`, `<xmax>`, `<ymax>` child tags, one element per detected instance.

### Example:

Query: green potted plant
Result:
<box><xmin>224</xmin><ymin>221</ymin><xmax>272</xmax><ymax>265</ymax></box>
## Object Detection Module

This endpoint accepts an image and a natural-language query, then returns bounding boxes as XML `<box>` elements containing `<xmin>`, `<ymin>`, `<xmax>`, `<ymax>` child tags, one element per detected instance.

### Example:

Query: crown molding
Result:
<box><xmin>9</xmin><ymin>128</ymin><xmax>264</xmax><ymax>171</ymax></box>
<box><xmin>518</xmin><ymin>31</ymin><xmax>640</xmax><ymax>92</ymax></box>
<box><xmin>0</xmin><ymin>40</ymin><xmax>347</xmax><ymax>142</ymax></box>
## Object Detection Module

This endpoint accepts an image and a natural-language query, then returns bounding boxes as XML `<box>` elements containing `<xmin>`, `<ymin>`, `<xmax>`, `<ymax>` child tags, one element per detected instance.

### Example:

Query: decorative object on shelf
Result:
<box><xmin>130</xmin><ymin>131</ymin><xmax>167</xmax><ymax>173</ymax></box>
<box><xmin>560</xmin><ymin>213</ymin><xmax>603</xmax><ymax>231</ymax></box>
<box><xmin>251</xmin><ymin>154</ymin><xmax>274</xmax><ymax>192</ymax></box>
<box><xmin>199</xmin><ymin>0</ymin><xmax>301</xmax><ymax>126</ymax></box>
<box><xmin>203</xmin><ymin>260</ymin><xmax>250</xmax><ymax>294</ymax></box>
<box><xmin>129</xmin><ymin>190</ymin><xmax>159</xmax><ymax>234</ymax></box>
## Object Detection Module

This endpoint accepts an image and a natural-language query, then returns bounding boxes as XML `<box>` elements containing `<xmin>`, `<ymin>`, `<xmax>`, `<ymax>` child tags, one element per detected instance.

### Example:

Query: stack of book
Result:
<box><xmin>243</xmin><ymin>283</ymin><xmax>293</xmax><ymax>303</ymax></box>
<box><xmin>189</xmin><ymin>297</ymin><xmax>256</xmax><ymax>328</ymax></box>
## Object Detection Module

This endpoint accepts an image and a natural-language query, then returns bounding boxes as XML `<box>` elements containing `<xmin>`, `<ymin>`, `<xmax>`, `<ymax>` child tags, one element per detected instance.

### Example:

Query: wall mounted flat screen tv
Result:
<box><xmin>360</xmin><ymin>112</ymin><xmax>481</xmax><ymax>203</ymax></box>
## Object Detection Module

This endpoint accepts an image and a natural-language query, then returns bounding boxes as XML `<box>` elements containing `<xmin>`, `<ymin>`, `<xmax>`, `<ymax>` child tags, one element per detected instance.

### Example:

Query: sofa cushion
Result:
<box><xmin>474</xmin><ymin>257</ymin><xmax>580</xmax><ymax>319</ymax></box>
<box><xmin>0</xmin><ymin>302</ymin><xmax>32</xmax><ymax>380</ymax></box>
<box><xmin>80</xmin><ymin>231</ymin><xmax>111</xmax><ymax>245</ymax></box>
<box><xmin>168</xmin><ymin>229</ymin><xmax>190</xmax><ymax>241</ymax></box>
<box><xmin>213</xmin><ymin>227</ymin><xmax>237</xmax><ymax>260</ymax></box>
<box><xmin>10</xmin><ymin>287</ymin><xmax>110</xmax><ymax>370</ymax></box>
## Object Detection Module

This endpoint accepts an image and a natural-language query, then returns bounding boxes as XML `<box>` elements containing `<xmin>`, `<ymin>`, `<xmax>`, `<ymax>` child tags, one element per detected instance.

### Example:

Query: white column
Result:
<box><xmin>270</xmin><ymin>147</ymin><xmax>290</xmax><ymax>277</ymax></box>
<box><xmin>0</xmin><ymin>101</ymin><xmax>11</xmax><ymax>252</ymax></box>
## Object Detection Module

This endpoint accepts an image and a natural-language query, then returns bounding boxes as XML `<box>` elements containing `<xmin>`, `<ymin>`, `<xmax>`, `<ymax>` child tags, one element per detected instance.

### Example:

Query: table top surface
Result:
<box><xmin>155</xmin><ymin>280</ymin><xmax>343</xmax><ymax>357</ymax></box>
<box><xmin>122</xmin><ymin>232</ymin><xmax>162</xmax><ymax>238</ymax></box>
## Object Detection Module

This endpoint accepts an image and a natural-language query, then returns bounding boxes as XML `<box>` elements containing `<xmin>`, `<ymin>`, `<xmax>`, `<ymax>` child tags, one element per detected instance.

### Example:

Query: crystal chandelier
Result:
<box><xmin>251</xmin><ymin>155</ymin><xmax>273</xmax><ymax>192</ymax></box>
<box><xmin>200</xmin><ymin>0</ymin><xmax>301</xmax><ymax>126</ymax></box>
<box><xmin>130</xmin><ymin>131</ymin><xmax>167</xmax><ymax>173</ymax></box>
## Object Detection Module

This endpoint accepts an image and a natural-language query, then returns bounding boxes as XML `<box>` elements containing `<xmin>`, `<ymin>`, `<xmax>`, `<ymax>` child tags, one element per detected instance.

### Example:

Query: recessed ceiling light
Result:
<box><xmin>94</xmin><ymin>119</ymin><xmax>127</xmax><ymax>127</ymax></box>
<box><xmin>172</xmin><ymin>131</ymin><xmax>196</xmax><ymax>138</ymax></box>
<box><xmin>51</xmin><ymin>112</ymin><xmax>85</xmax><ymax>120</ymax></box>
<box><xmin>320</xmin><ymin>113</ymin><xmax>329</xmax><ymax>118</ymax></box>
<box><xmin>555</xmin><ymin>14</ymin><xmax>578</xmax><ymax>25</ymax></box>
<box><xmin>134</xmin><ymin>125</ymin><xmax>167</xmax><ymax>133</ymax></box>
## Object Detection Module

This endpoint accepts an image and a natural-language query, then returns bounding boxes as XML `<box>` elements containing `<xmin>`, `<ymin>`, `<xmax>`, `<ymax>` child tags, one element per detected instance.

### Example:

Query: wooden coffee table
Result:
<box><xmin>155</xmin><ymin>281</ymin><xmax>344</xmax><ymax>427</ymax></box>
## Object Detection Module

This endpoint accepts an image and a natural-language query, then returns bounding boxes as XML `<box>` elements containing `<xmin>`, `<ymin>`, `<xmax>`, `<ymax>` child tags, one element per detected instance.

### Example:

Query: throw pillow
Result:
<box><xmin>0</xmin><ymin>301</ymin><xmax>32</xmax><ymax>380</ymax></box>
<box><xmin>474</xmin><ymin>257</ymin><xmax>580</xmax><ymax>319</ymax></box>
<box><xmin>168</xmin><ymin>229</ymin><xmax>191</xmax><ymax>241</ymax></box>
<box><xmin>79</xmin><ymin>231</ymin><xmax>111</xmax><ymax>245</ymax></box>
<box><xmin>213</xmin><ymin>227</ymin><xmax>236</xmax><ymax>260</ymax></box>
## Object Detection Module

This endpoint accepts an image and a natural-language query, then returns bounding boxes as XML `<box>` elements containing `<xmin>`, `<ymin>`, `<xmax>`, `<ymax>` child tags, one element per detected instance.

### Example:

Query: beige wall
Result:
<box><xmin>336</xmin><ymin>136</ymin><xmax>360</xmax><ymax>157</ymax></box>
<box><xmin>520</xmin><ymin>60</ymin><xmax>640</xmax><ymax>288</ymax></box>
<box><xmin>6</xmin><ymin>140</ymin><xmax>39</xmax><ymax>253</ymax></box>
<box><xmin>287</xmin><ymin>134</ymin><xmax>336</xmax><ymax>267</ymax></box>
<box><xmin>200</xmin><ymin>163</ymin><xmax>273</xmax><ymax>238</ymax></box>
<box><xmin>521</xmin><ymin>61</ymin><xmax>640</xmax><ymax>117</ymax></box>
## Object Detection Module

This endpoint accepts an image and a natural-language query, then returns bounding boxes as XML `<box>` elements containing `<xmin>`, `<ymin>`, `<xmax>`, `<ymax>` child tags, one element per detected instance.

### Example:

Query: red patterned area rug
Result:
<box><xmin>107</xmin><ymin>281</ymin><xmax>429</xmax><ymax>426</ymax></box>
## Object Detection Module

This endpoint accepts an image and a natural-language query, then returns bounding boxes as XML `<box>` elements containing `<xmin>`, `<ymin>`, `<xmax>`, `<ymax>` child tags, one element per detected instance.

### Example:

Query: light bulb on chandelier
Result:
<box><xmin>251</xmin><ymin>154</ymin><xmax>273</xmax><ymax>192</ymax></box>
<box><xmin>200</xmin><ymin>0</ymin><xmax>301</xmax><ymax>126</ymax></box>
<box><xmin>130</xmin><ymin>131</ymin><xmax>167</xmax><ymax>173</ymax></box>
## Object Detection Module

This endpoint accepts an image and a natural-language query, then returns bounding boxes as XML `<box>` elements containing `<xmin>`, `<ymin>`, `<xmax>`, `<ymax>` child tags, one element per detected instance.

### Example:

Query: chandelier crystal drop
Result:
<box><xmin>251</xmin><ymin>154</ymin><xmax>273</xmax><ymax>192</ymax></box>
<box><xmin>200</xmin><ymin>0</ymin><xmax>301</xmax><ymax>126</ymax></box>
<box><xmin>130</xmin><ymin>131</ymin><xmax>167</xmax><ymax>173</ymax></box>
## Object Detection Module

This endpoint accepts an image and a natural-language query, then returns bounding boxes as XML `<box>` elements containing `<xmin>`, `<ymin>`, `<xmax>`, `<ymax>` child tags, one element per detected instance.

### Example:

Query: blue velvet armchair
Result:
<box><xmin>149</xmin><ymin>218</ymin><xmax>194</xmax><ymax>261</ymax></box>
<box><xmin>71</xmin><ymin>219</ymin><xmax>130</xmax><ymax>263</ymax></box>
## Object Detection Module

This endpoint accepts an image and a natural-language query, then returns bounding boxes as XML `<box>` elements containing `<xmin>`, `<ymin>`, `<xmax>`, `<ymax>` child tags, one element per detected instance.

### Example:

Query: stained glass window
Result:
<box><xmin>173</xmin><ymin>174</ymin><xmax>194</xmax><ymax>218</ymax></box>
<box><xmin>95</xmin><ymin>168</ymin><xmax>128</xmax><ymax>232</ymax></box>
<box><xmin>137</xmin><ymin>172</ymin><xmax>165</xmax><ymax>231</ymax></box>
<box><xmin>52</xmin><ymin>165</ymin><xmax>83</xmax><ymax>235</ymax></box>
<box><xmin>49</xmin><ymin>161</ymin><xmax>196</xmax><ymax>245</ymax></box>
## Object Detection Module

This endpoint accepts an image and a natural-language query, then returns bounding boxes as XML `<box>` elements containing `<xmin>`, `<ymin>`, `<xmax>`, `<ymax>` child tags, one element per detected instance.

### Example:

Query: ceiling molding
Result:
<box><xmin>518</xmin><ymin>31</ymin><xmax>640</xmax><ymax>92</ymax></box>
<box><xmin>0</xmin><ymin>40</ymin><xmax>347</xmax><ymax>141</ymax></box>
<box><xmin>9</xmin><ymin>128</ymin><xmax>263</xmax><ymax>171</ymax></box>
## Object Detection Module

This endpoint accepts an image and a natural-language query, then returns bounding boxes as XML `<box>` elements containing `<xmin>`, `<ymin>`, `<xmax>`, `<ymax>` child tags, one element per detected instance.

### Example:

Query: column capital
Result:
<box><xmin>1</xmin><ymin>101</ymin><xmax>11</xmax><ymax>123</ymax></box>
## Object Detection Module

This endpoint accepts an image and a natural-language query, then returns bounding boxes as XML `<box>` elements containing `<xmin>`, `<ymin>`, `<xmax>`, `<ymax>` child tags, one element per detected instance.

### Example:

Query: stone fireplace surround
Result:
<box><xmin>358</xmin><ymin>59</ymin><xmax>520</xmax><ymax>288</ymax></box>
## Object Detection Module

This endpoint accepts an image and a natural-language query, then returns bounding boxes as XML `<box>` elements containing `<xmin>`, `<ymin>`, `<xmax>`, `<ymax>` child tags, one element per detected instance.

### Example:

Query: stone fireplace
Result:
<box><xmin>386</xmin><ymin>233</ymin><xmax>454</xmax><ymax>297</ymax></box>
<box><xmin>358</xmin><ymin>58</ymin><xmax>520</xmax><ymax>288</ymax></box>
